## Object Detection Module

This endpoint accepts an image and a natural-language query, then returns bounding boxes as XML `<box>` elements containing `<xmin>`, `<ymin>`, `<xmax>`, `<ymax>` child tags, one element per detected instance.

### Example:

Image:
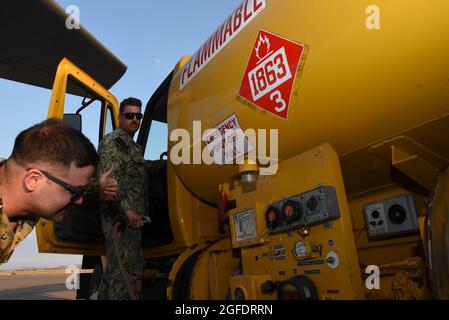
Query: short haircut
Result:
<box><xmin>11</xmin><ymin>119</ymin><xmax>98</xmax><ymax>169</ymax></box>
<box><xmin>119</xmin><ymin>97</ymin><xmax>142</xmax><ymax>114</ymax></box>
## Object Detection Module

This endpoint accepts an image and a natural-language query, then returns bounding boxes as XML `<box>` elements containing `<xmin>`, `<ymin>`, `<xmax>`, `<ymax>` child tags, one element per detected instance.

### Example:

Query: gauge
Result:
<box><xmin>294</xmin><ymin>240</ymin><xmax>309</xmax><ymax>260</ymax></box>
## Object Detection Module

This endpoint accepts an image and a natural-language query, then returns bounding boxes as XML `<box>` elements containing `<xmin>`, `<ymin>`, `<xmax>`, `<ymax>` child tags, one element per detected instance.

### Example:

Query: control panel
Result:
<box><xmin>265</xmin><ymin>186</ymin><xmax>341</xmax><ymax>233</ymax></box>
<box><xmin>363</xmin><ymin>193</ymin><xmax>419</xmax><ymax>238</ymax></box>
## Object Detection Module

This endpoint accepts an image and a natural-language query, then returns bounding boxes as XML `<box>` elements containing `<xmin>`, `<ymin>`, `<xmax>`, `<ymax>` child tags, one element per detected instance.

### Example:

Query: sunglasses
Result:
<box><xmin>122</xmin><ymin>112</ymin><xmax>143</xmax><ymax>120</ymax></box>
<box><xmin>40</xmin><ymin>170</ymin><xmax>88</xmax><ymax>203</ymax></box>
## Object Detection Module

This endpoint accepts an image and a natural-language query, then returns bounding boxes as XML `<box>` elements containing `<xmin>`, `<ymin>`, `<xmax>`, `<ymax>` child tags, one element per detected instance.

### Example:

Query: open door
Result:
<box><xmin>137</xmin><ymin>72</ymin><xmax>179</xmax><ymax>252</ymax></box>
<box><xmin>36</xmin><ymin>58</ymin><xmax>119</xmax><ymax>255</ymax></box>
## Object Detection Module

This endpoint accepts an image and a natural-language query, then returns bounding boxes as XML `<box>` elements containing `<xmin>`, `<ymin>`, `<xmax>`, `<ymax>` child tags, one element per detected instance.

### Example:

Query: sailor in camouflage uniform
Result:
<box><xmin>0</xmin><ymin>120</ymin><xmax>118</xmax><ymax>265</ymax></box>
<box><xmin>0</xmin><ymin>160</ymin><xmax>36</xmax><ymax>264</ymax></box>
<box><xmin>97</xmin><ymin>97</ymin><xmax>148</xmax><ymax>300</ymax></box>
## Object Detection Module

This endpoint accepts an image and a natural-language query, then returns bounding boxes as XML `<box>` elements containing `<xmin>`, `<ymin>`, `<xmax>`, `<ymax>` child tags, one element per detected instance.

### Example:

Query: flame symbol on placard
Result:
<box><xmin>255</xmin><ymin>34</ymin><xmax>270</xmax><ymax>61</ymax></box>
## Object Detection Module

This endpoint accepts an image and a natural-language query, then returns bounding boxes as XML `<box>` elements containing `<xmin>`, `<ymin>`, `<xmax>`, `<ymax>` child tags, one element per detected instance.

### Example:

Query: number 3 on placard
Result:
<box><xmin>270</xmin><ymin>90</ymin><xmax>286</xmax><ymax>113</ymax></box>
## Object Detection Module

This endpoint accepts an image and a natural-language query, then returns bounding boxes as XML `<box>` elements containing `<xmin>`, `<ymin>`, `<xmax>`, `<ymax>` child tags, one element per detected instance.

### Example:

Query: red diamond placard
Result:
<box><xmin>238</xmin><ymin>30</ymin><xmax>305</xmax><ymax>120</ymax></box>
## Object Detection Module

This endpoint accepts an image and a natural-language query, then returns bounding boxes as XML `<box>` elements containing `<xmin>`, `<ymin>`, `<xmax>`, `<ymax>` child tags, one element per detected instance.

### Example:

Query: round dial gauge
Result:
<box><xmin>294</xmin><ymin>241</ymin><xmax>309</xmax><ymax>260</ymax></box>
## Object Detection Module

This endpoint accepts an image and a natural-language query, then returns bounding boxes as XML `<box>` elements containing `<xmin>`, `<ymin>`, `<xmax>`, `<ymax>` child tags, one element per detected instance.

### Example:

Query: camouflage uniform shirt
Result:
<box><xmin>0</xmin><ymin>159</ymin><xmax>36</xmax><ymax>264</ymax></box>
<box><xmin>97</xmin><ymin>128</ymin><xmax>148</xmax><ymax>217</ymax></box>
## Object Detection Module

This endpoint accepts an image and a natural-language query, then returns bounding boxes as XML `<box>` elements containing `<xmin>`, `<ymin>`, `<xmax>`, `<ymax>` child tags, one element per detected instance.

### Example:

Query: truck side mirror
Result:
<box><xmin>63</xmin><ymin>113</ymin><xmax>82</xmax><ymax>132</ymax></box>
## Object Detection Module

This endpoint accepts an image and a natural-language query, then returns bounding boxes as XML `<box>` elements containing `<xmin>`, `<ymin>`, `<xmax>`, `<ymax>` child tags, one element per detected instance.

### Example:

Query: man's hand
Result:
<box><xmin>99</xmin><ymin>165</ymin><xmax>119</xmax><ymax>200</ymax></box>
<box><xmin>125</xmin><ymin>209</ymin><xmax>144</xmax><ymax>229</ymax></box>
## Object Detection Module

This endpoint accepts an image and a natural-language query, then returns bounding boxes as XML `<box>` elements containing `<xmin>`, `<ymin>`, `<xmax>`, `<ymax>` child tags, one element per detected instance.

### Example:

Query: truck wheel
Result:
<box><xmin>172</xmin><ymin>250</ymin><xmax>204</xmax><ymax>300</ymax></box>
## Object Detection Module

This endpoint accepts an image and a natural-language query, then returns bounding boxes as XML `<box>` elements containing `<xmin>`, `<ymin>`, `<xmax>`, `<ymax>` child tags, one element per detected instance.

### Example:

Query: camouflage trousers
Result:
<box><xmin>98</xmin><ymin>214</ymin><xmax>143</xmax><ymax>300</ymax></box>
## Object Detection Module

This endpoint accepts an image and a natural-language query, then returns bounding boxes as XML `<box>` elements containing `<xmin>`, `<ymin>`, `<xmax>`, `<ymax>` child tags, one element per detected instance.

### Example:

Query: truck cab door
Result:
<box><xmin>36</xmin><ymin>58</ymin><xmax>119</xmax><ymax>255</ymax></box>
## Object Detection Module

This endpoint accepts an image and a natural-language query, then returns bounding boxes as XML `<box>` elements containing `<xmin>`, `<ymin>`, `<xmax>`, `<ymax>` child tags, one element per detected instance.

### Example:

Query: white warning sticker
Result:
<box><xmin>203</xmin><ymin>113</ymin><xmax>255</xmax><ymax>166</ymax></box>
<box><xmin>234</xmin><ymin>209</ymin><xmax>257</xmax><ymax>242</ymax></box>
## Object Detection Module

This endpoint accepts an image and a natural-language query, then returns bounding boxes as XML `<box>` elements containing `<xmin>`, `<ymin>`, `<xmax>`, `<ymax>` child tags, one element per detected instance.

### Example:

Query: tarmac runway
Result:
<box><xmin>0</xmin><ymin>274</ymin><xmax>76</xmax><ymax>300</ymax></box>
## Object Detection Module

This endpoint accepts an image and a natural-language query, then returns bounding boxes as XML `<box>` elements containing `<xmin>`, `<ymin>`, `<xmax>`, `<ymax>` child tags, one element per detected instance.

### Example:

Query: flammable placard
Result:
<box><xmin>238</xmin><ymin>30</ymin><xmax>306</xmax><ymax>120</ymax></box>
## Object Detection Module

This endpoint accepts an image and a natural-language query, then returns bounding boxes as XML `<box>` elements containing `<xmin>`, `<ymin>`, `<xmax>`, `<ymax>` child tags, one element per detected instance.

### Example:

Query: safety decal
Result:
<box><xmin>238</xmin><ymin>30</ymin><xmax>306</xmax><ymax>120</ymax></box>
<box><xmin>204</xmin><ymin>113</ymin><xmax>255</xmax><ymax>166</ymax></box>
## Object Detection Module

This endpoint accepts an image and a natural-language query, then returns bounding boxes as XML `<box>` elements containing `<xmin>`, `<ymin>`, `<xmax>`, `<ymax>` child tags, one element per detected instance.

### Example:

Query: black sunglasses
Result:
<box><xmin>122</xmin><ymin>112</ymin><xmax>143</xmax><ymax>120</ymax></box>
<box><xmin>40</xmin><ymin>170</ymin><xmax>88</xmax><ymax>203</ymax></box>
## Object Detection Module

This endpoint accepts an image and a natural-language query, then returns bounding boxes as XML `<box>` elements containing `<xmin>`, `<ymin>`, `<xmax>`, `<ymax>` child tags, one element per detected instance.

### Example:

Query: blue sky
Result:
<box><xmin>0</xmin><ymin>0</ymin><xmax>242</xmax><ymax>270</ymax></box>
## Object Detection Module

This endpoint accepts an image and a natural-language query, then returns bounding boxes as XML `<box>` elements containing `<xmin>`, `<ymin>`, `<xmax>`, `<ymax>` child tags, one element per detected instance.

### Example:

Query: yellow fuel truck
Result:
<box><xmin>6</xmin><ymin>0</ymin><xmax>448</xmax><ymax>300</ymax></box>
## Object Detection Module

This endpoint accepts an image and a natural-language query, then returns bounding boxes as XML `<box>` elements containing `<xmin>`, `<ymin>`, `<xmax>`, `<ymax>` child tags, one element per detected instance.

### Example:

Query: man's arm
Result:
<box><xmin>86</xmin><ymin>167</ymin><xmax>118</xmax><ymax>200</ymax></box>
<box><xmin>98</xmin><ymin>137</ymin><xmax>138</xmax><ymax>219</ymax></box>
<box><xmin>98</xmin><ymin>137</ymin><xmax>126</xmax><ymax>214</ymax></box>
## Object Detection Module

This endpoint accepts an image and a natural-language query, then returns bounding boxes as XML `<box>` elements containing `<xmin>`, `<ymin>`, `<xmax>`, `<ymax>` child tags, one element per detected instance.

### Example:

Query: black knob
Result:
<box><xmin>388</xmin><ymin>205</ymin><xmax>407</xmax><ymax>225</ymax></box>
<box><xmin>327</xmin><ymin>257</ymin><xmax>336</xmax><ymax>264</ymax></box>
<box><xmin>261</xmin><ymin>281</ymin><xmax>276</xmax><ymax>294</ymax></box>
<box><xmin>371</xmin><ymin>210</ymin><xmax>380</xmax><ymax>219</ymax></box>
<box><xmin>281</xmin><ymin>200</ymin><xmax>303</xmax><ymax>224</ymax></box>
<box><xmin>265</xmin><ymin>206</ymin><xmax>280</xmax><ymax>229</ymax></box>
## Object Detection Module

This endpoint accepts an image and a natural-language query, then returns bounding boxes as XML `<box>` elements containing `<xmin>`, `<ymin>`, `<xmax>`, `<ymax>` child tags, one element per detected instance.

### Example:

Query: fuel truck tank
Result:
<box><xmin>168</xmin><ymin>0</ymin><xmax>449</xmax><ymax>205</ymax></box>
